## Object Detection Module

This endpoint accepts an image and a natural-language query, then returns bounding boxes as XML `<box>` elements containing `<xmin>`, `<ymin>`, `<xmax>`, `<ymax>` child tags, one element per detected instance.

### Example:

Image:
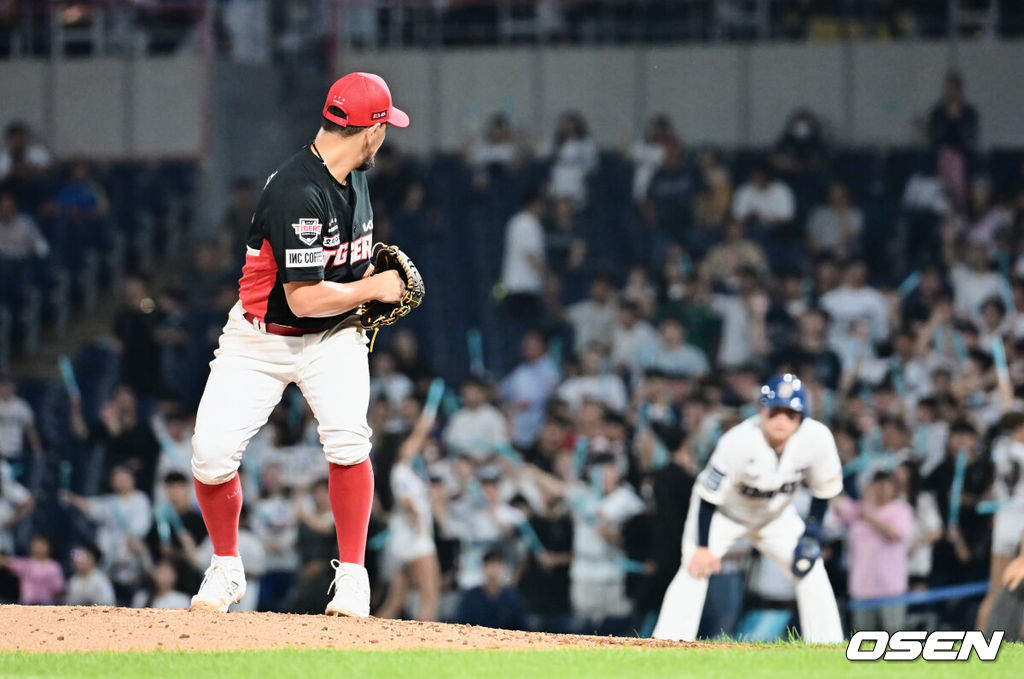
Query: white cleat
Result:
<box><xmin>325</xmin><ymin>559</ymin><xmax>370</xmax><ymax>617</ymax></box>
<box><xmin>190</xmin><ymin>555</ymin><xmax>246</xmax><ymax>612</ymax></box>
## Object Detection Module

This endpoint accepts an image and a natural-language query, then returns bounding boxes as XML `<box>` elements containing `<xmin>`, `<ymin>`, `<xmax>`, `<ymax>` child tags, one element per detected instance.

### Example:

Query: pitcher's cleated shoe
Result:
<box><xmin>325</xmin><ymin>559</ymin><xmax>370</xmax><ymax>617</ymax></box>
<box><xmin>190</xmin><ymin>554</ymin><xmax>246</xmax><ymax>612</ymax></box>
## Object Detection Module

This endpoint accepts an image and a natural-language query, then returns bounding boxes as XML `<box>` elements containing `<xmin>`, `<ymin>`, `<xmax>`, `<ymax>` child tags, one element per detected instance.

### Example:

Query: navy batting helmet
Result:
<box><xmin>759</xmin><ymin>374</ymin><xmax>806</xmax><ymax>412</ymax></box>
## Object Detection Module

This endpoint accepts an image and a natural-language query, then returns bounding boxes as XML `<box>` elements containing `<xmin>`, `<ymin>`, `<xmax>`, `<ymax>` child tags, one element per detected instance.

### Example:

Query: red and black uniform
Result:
<box><xmin>238</xmin><ymin>147</ymin><xmax>374</xmax><ymax>331</ymax></box>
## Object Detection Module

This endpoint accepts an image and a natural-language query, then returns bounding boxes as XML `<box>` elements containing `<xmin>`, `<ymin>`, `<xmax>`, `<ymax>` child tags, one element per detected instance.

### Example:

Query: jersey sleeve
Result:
<box><xmin>263</xmin><ymin>183</ymin><xmax>329</xmax><ymax>283</ymax></box>
<box><xmin>695</xmin><ymin>435</ymin><xmax>738</xmax><ymax>506</ymax></box>
<box><xmin>804</xmin><ymin>422</ymin><xmax>844</xmax><ymax>499</ymax></box>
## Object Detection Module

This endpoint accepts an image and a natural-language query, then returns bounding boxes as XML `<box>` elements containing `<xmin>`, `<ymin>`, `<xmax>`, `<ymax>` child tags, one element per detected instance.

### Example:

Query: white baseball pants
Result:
<box><xmin>191</xmin><ymin>301</ymin><xmax>372</xmax><ymax>485</ymax></box>
<box><xmin>652</xmin><ymin>494</ymin><xmax>844</xmax><ymax>643</ymax></box>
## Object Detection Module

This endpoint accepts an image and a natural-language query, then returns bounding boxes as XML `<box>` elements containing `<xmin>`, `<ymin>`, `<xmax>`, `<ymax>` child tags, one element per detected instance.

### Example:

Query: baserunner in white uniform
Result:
<box><xmin>653</xmin><ymin>373</ymin><xmax>845</xmax><ymax>643</ymax></box>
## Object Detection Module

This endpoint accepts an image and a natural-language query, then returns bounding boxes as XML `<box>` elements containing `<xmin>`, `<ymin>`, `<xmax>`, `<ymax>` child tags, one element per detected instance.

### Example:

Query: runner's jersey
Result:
<box><xmin>695</xmin><ymin>415</ymin><xmax>843</xmax><ymax>528</ymax></box>
<box><xmin>238</xmin><ymin>147</ymin><xmax>374</xmax><ymax>331</ymax></box>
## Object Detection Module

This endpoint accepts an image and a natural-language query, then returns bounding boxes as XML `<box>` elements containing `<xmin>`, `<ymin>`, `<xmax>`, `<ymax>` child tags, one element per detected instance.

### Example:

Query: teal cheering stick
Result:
<box><xmin>948</xmin><ymin>448</ymin><xmax>969</xmax><ymax>526</ymax></box>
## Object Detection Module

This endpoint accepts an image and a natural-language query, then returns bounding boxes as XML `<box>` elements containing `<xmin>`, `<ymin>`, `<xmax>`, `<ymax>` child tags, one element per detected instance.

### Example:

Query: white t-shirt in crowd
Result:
<box><xmin>819</xmin><ymin>284</ymin><xmax>890</xmax><ymax>342</ymax></box>
<box><xmin>0</xmin><ymin>144</ymin><xmax>52</xmax><ymax>180</ymax></box>
<box><xmin>501</xmin><ymin>210</ymin><xmax>545</xmax><ymax>294</ymax></box>
<box><xmin>0</xmin><ymin>466</ymin><xmax>30</xmax><ymax>553</ymax></box>
<box><xmin>568</xmin><ymin>482</ymin><xmax>644</xmax><ymax>581</ymax></box>
<box><xmin>443</xmin><ymin>405</ymin><xmax>510</xmax><ymax>460</ymax></box>
<box><xmin>731</xmin><ymin>181</ymin><xmax>795</xmax><ymax>223</ymax></box>
<box><xmin>0</xmin><ymin>396</ymin><xmax>34</xmax><ymax>459</ymax></box>
<box><xmin>65</xmin><ymin>569</ymin><xmax>116</xmax><ymax>606</ymax></box>
<box><xmin>712</xmin><ymin>294</ymin><xmax>754</xmax><ymax>368</ymax></box>
<box><xmin>950</xmin><ymin>263</ymin><xmax>1007</xmax><ymax>318</ymax></box>
<box><xmin>557</xmin><ymin>374</ymin><xmax>629</xmax><ymax>413</ymax></box>
<box><xmin>567</xmin><ymin>299</ymin><xmax>619</xmax><ymax>353</ymax></box>
<box><xmin>549</xmin><ymin>138</ymin><xmax>598</xmax><ymax>204</ymax></box>
<box><xmin>253</xmin><ymin>495</ymin><xmax>299</xmax><ymax>572</ymax></box>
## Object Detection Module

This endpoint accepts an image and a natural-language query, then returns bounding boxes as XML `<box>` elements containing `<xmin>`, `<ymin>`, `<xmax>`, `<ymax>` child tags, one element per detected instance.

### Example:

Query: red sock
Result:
<box><xmin>328</xmin><ymin>459</ymin><xmax>374</xmax><ymax>565</ymax></box>
<box><xmin>194</xmin><ymin>474</ymin><xmax>242</xmax><ymax>557</ymax></box>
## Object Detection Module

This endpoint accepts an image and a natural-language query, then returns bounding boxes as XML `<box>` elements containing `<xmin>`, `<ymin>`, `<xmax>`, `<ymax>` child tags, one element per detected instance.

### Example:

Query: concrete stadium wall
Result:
<box><xmin>0</xmin><ymin>55</ymin><xmax>206</xmax><ymax>159</ymax></box>
<box><xmin>338</xmin><ymin>40</ymin><xmax>1024</xmax><ymax>153</ymax></box>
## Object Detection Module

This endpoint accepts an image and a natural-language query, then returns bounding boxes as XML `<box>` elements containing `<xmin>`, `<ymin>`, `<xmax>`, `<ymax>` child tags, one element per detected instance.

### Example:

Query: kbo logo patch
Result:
<box><xmin>292</xmin><ymin>218</ymin><xmax>322</xmax><ymax>246</ymax></box>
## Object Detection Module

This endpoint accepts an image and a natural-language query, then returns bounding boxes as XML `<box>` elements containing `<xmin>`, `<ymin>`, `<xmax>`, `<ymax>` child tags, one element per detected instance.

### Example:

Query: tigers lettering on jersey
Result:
<box><xmin>325</xmin><ymin>234</ymin><xmax>372</xmax><ymax>267</ymax></box>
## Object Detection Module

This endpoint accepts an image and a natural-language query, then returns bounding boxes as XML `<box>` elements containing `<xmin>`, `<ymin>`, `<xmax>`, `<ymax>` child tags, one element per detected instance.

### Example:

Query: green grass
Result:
<box><xmin>0</xmin><ymin>645</ymin><xmax>1021</xmax><ymax>679</ymax></box>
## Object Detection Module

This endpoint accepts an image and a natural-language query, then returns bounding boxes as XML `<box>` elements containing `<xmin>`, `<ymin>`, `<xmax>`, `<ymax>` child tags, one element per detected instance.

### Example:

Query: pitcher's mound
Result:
<box><xmin>0</xmin><ymin>605</ymin><xmax>690</xmax><ymax>653</ymax></box>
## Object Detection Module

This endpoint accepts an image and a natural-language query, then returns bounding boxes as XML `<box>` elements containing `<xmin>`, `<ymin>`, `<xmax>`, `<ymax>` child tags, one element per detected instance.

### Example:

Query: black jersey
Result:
<box><xmin>238</xmin><ymin>147</ymin><xmax>374</xmax><ymax>331</ymax></box>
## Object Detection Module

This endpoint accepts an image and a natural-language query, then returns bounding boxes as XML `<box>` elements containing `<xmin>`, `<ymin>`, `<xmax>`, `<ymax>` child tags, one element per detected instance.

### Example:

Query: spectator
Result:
<box><xmin>0</xmin><ymin>463</ymin><xmax>32</xmax><ymax>555</ymax></box>
<box><xmin>651</xmin><ymin>317</ymin><xmax>710</xmax><ymax>378</ymax></box>
<box><xmin>710</xmin><ymin>266</ymin><xmax>770</xmax><ymax>369</ymax></box>
<box><xmin>0</xmin><ymin>121</ymin><xmax>52</xmax><ymax>183</ymax></box>
<box><xmin>469</xmin><ymin>113</ymin><xmax>520</xmax><ymax>189</ymax></box>
<box><xmin>54</xmin><ymin>159</ymin><xmax>108</xmax><ymax>223</ymax></box>
<box><xmin>694</xmin><ymin>148</ymin><xmax>733</xmax><ymax>232</ymax></box>
<box><xmin>557</xmin><ymin>345</ymin><xmax>629</xmax><ymax>413</ymax></box>
<box><xmin>131</xmin><ymin>558</ymin><xmax>190</xmax><ymax>609</ymax></box>
<box><xmin>455</xmin><ymin>548</ymin><xmax>527</xmax><ymax>630</ymax></box>
<box><xmin>65</xmin><ymin>544</ymin><xmax>116</xmax><ymax>606</ymax></box>
<box><xmin>443</xmin><ymin>376</ymin><xmax>509</xmax><ymax>461</ymax></box>
<box><xmin>926</xmin><ymin>419</ymin><xmax>994</xmax><ymax>584</ymax></box>
<box><xmin>629</xmin><ymin>114</ymin><xmax>677</xmax><ymax>206</ymax></box>
<box><xmin>70</xmin><ymin>384</ymin><xmax>161</xmax><ymax>495</ymax></box>
<box><xmin>500</xmin><ymin>184</ymin><xmax>547</xmax><ymax>320</ymax></box>
<box><xmin>529</xmin><ymin>454</ymin><xmax>645</xmax><ymax>634</ymax></box>
<box><xmin>546</xmin><ymin>111</ymin><xmax>598</xmax><ymax>208</ymax></box>
<box><xmin>833</xmin><ymin>471</ymin><xmax>915</xmax><ymax>632</ymax></box>
<box><xmin>773</xmin><ymin>108</ymin><xmax>829</xmax><ymax>174</ymax></box>
<box><xmin>950</xmin><ymin>242</ymin><xmax>1008</xmax><ymax>320</ymax></box>
<box><xmin>500</xmin><ymin>330</ymin><xmax>561</xmax><ymax>448</ymax></box>
<box><xmin>646</xmin><ymin>138</ymin><xmax>695</xmax><ymax>237</ymax></box>
<box><xmin>807</xmin><ymin>180</ymin><xmax>863</xmax><ymax>260</ymax></box>
<box><xmin>377</xmin><ymin>402</ymin><xmax>441</xmax><ymax>621</ymax></box>
<box><xmin>61</xmin><ymin>466</ymin><xmax>153</xmax><ymax>603</ymax></box>
<box><xmin>251</xmin><ymin>463</ymin><xmax>298</xmax><ymax>612</ymax></box>
<box><xmin>610</xmin><ymin>301</ymin><xmax>659</xmax><ymax>378</ymax></box>
<box><xmin>369</xmin><ymin>351</ymin><xmax>414</xmax><ymax>409</ymax></box>
<box><xmin>147</xmin><ymin>471</ymin><xmax>205</xmax><ymax>594</ymax></box>
<box><xmin>927</xmin><ymin>72</ymin><xmax>978</xmax><ymax>209</ymax></box>
<box><xmin>566</xmin><ymin>272</ymin><xmax>618</xmax><ymax>354</ymax></box>
<box><xmin>0</xmin><ymin>191</ymin><xmax>49</xmax><ymax>260</ymax></box>
<box><xmin>698</xmin><ymin>220</ymin><xmax>769</xmax><ymax>291</ymax></box>
<box><xmin>977</xmin><ymin>413</ymin><xmax>1024</xmax><ymax>630</ymax></box>
<box><xmin>731</xmin><ymin>163</ymin><xmax>795</xmax><ymax>232</ymax></box>
<box><xmin>0</xmin><ymin>374</ymin><xmax>43</xmax><ymax>465</ymax></box>
<box><xmin>112</xmin><ymin>275</ymin><xmax>163</xmax><ymax>402</ymax></box>
<box><xmin>819</xmin><ymin>260</ymin><xmax>891</xmax><ymax>345</ymax></box>
<box><xmin>447</xmin><ymin>466</ymin><xmax>525</xmax><ymax>592</ymax></box>
<box><xmin>895</xmin><ymin>461</ymin><xmax>944</xmax><ymax>589</ymax></box>
<box><xmin>150</xmin><ymin>406</ymin><xmax>195</xmax><ymax>506</ymax></box>
<box><xmin>1</xmin><ymin>535</ymin><xmax>64</xmax><ymax>604</ymax></box>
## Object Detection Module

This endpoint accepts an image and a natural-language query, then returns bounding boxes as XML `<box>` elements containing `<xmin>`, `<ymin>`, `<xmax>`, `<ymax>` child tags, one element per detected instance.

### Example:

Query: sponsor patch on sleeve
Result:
<box><xmin>704</xmin><ymin>466</ymin><xmax>726</xmax><ymax>491</ymax></box>
<box><xmin>285</xmin><ymin>248</ymin><xmax>325</xmax><ymax>268</ymax></box>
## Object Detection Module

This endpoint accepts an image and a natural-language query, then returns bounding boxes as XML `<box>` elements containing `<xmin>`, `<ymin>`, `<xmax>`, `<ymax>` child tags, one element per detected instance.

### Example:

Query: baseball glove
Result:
<box><xmin>360</xmin><ymin>243</ymin><xmax>425</xmax><ymax>349</ymax></box>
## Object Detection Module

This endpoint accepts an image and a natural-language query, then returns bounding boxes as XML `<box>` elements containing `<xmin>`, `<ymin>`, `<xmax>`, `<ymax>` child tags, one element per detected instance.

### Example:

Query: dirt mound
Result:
<box><xmin>0</xmin><ymin>605</ymin><xmax>693</xmax><ymax>653</ymax></box>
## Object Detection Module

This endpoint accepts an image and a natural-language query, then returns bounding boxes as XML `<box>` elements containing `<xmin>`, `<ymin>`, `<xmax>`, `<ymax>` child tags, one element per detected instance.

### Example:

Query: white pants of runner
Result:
<box><xmin>191</xmin><ymin>301</ymin><xmax>371</xmax><ymax>485</ymax></box>
<box><xmin>653</xmin><ymin>493</ymin><xmax>844</xmax><ymax>643</ymax></box>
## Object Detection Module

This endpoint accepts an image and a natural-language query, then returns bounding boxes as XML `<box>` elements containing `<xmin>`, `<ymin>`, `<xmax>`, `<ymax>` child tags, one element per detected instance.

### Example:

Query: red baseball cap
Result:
<box><xmin>322</xmin><ymin>72</ymin><xmax>409</xmax><ymax>129</ymax></box>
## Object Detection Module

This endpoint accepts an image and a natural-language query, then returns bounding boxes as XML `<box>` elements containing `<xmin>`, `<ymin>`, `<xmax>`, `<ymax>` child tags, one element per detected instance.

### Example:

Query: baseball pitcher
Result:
<box><xmin>189</xmin><ymin>72</ymin><xmax>422</xmax><ymax>616</ymax></box>
<box><xmin>653</xmin><ymin>374</ymin><xmax>845</xmax><ymax>643</ymax></box>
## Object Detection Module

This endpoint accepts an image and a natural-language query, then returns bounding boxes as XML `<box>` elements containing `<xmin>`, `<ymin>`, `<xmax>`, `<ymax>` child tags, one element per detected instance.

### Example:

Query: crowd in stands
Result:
<box><xmin>1</xmin><ymin>70</ymin><xmax>1023</xmax><ymax>640</ymax></box>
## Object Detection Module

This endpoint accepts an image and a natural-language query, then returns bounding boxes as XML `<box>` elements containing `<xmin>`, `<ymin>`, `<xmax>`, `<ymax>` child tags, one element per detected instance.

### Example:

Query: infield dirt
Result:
<box><xmin>0</xmin><ymin>606</ymin><xmax>697</xmax><ymax>653</ymax></box>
